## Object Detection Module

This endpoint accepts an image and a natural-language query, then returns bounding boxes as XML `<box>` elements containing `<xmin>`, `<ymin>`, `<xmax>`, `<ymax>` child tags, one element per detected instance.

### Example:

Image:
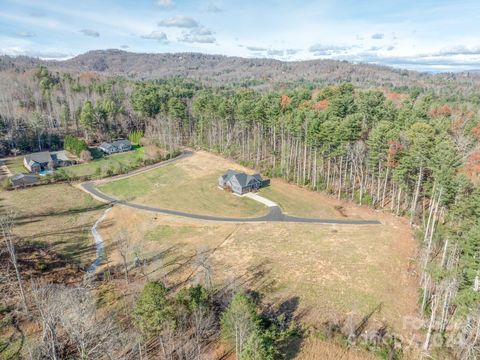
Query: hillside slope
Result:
<box><xmin>2</xmin><ymin>49</ymin><xmax>480</xmax><ymax>94</ymax></box>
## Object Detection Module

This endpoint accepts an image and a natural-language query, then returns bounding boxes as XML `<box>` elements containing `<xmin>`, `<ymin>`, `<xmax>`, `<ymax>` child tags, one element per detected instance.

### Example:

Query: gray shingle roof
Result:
<box><xmin>221</xmin><ymin>170</ymin><xmax>262</xmax><ymax>188</ymax></box>
<box><xmin>24</xmin><ymin>151</ymin><xmax>52</xmax><ymax>164</ymax></box>
<box><xmin>112</xmin><ymin>139</ymin><xmax>131</xmax><ymax>148</ymax></box>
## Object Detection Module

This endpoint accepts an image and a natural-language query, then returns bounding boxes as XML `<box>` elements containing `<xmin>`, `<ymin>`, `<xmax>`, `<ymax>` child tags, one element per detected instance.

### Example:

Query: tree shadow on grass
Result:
<box><xmin>10</xmin><ymin>203</ymin><xmax>108</xmax><ymax>221</ymax></box>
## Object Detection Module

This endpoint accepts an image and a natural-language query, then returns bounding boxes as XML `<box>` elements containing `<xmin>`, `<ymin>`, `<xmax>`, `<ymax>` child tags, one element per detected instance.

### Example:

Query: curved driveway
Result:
<box><xmin>79</xmin><ymin>152</ymin><xmax>380</xmax><ymax>225</ymax></box>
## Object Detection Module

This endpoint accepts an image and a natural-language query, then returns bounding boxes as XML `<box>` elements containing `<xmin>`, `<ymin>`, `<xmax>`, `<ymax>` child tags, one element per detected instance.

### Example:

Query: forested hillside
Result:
<box><xmin>1</xmin><ymin>58</ymin><xmax>480</xmax><ymax>358</ymax></box>
<box><xmin>3</xmin><ymin>50</ymin><xmax>480</xmax><ymax>96</ymax></box>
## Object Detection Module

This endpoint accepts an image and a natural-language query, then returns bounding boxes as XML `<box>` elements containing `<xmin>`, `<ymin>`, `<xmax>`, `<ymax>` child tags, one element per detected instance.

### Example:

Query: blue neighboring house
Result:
<box><xmin>99</xmin><ymin>139</ymin><xmax>132</xmax><ymax>155</ymax></box>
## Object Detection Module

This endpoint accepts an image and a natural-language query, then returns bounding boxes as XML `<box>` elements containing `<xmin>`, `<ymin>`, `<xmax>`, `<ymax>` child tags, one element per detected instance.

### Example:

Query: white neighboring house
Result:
<box><xmin>99</xmin><ymin>139</ymin><xmax>132</xmax><ymax>155</ymax></box>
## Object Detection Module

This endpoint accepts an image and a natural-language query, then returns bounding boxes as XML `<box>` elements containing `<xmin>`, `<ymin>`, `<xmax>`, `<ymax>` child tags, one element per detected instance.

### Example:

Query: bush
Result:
<box><xmin>80</xmin><ymin>149</ymin><xmax>93</xmax><ymax>162</ymax></box>
<box><xmin>128</xmin><ymin>130</ymin><xmax>144</xmax><ymax>145</ymax></box>
<box><xmin>37</xmin><ymin>259</ymin><xmax>48</xmax><ymax>271</ymax></box>
<box><xmin>0</xmin><ymin>177</ymin><xmax>11</xmax><ymax>191</ymax></box>
<box><xmin>64</xmin><ymin>135</ymin><xmax>88</xmax><ymax>156</ymax></box>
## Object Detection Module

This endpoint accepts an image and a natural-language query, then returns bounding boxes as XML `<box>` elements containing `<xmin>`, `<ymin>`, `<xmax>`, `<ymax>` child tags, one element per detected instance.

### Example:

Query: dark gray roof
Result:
<box><xmin>112</xmin><ymin>139</ymin><xmax>131</xmax><ymax>147</ymax></box>
<box><xmin>11</xmin><ymin>173</ymin><xmax>39</xmax><ymax>186</ymax></box>
<box><xmin>51</xmin><ymin>150</ymin><xmax>70</xmax><ymax>161</ymax></box>
<box><xmin>222</xmin><ymin>170</ymin><xmax>262</xmax><ymax>188</ymax></box>
<box><xmin>24</xmin><ymin>151</ymin><xmax>52</xmax><ymax>164</ymax></box>
<box><xmin>12</xmin><ymin>173</ymin><xmax>38</xmax><ymax>180</ymax></box>
<box><xmin>100</xmin><ymin>142</ymin><xmax>116</xmax><ymax>149</ymax></box>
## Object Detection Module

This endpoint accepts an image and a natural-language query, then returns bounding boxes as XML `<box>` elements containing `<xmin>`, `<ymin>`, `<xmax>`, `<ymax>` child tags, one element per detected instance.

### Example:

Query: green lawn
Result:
<box><xmin>98</xmin><ymin>153</ymin><xmax>267</xmax><ymax>218</ymax></box>
<box><xmin>3</xmin><ymin>156</ymin><xmax>26</xmax><ymax>174</ymax></box>
<box><xmin>63</xmin><ymin>148</ymin><xmax>145</xmax><ymax>178</ymax></box>
<box><xmin>3</xmin><ymin>148</ymin><xmax>145</xmax><ymax>179</ymax></box>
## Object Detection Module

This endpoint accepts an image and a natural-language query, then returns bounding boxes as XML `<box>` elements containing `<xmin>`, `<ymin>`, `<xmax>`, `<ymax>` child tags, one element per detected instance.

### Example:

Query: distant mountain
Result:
<box><xmin>2</xmin><ymin>49</ymin><xmax>480</xmax><ymax>94</ymax></box>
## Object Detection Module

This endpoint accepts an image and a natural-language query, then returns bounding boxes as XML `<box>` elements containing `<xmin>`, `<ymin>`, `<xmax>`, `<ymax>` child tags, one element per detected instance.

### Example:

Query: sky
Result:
<box><xmin>1</xmin><ymin>0</ymin><xmax>480</xmax><ymax>72</ymax></box>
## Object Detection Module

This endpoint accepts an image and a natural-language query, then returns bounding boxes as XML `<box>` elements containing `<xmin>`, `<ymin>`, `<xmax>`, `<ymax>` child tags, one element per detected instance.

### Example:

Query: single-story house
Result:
<box><xmin>99</xmin><ymin>139</ymin><xmax>132</xmax><ymax>154</ymax></box>
<box><xmin>218</xmin><ymin>170</ymin><xmax>269</xmax><ymax>195</ymax></box>
<box><xmin>23</xmin><ymin>151</ymin><xmax>71</xmax><ymax>173</ymax></box>
<box><xmin>11</xmin><ymin>173</ymin><xmax>39</xmax><ymax>188</ymax></box>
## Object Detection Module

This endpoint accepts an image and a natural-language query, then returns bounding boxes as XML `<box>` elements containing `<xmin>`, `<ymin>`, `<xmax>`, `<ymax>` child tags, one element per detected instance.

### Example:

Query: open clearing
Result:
<box><xmin>98</xmin><ymin>151</ymin><xmax>371</xmax><ymax>220</ymax></box>
<box><xmin>100</xmin><ymin>206</ymin><xmax>416</xmax><ymax>333</ymax></box>
<box><xmin>98</xmin><ymin>151</ymin><xmax>267</xmax><ymax>218</ymax></box>
<box><xmin>95</xmin><ymin>151</ymin><xmax>417</xmax><ymax>337</ymax></box>
<box><xmin>3</xmin><ymin>156</ymin><xmax>25</xmax><ymax>175</ymax></box>
<box><xmin>1</xmin><ymin>183</ymin><xmax>105</xmax><ymax>269</ymax></box>
<box><xmin>2</xmin><ymin>147</ymin><xmax>145</xmax><ymax>178</ymax></box>
<box><xmin>63</xmin><ymin>147</ymin><xmax>145</xmax><ymax>178</ymax></box>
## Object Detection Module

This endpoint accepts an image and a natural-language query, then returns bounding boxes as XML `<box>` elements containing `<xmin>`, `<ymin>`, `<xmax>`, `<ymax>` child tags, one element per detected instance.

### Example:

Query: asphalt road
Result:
<box><xmin>80</xmin><ymin>153</ymin><xmax>381</xmax><ymax>225</ymax></box>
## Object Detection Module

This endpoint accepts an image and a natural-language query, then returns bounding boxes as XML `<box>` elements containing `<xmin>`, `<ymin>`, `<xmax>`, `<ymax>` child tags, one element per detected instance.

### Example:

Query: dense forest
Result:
<box><xmin>1</xmin><ymin>59</ymin><xmax>480</xmax><ymax>358</ymax></box>
<box><xmin>4</xmin><ymin>50</ymin><xmax>480</xmax><ymax>96</ymax></box>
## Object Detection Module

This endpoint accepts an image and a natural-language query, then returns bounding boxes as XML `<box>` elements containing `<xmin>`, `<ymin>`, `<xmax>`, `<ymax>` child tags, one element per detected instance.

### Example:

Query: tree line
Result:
<box><xmin>1</xmin><ymin>66</ymin><xmax>480</xmax><ymax>357</ymax></box>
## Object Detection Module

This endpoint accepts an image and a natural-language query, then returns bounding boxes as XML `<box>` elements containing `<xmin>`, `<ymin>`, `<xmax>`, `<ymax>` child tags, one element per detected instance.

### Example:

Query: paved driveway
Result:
<box><xmin>79</xmin><ymin>152</ymin><xmax>381</xmax><ymax>225</ymax></box>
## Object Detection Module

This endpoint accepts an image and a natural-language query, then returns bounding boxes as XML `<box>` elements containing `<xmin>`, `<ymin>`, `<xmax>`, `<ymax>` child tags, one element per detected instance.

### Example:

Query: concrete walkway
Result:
<box><xmin>244</xmin><ymin>192</ymin><xmax>278</xmax><ymax>207</ymax></box>
<box><xmin>79</xmin><ymin>152</ymin><xmax>381</xmax><ymax>225</ymax></box>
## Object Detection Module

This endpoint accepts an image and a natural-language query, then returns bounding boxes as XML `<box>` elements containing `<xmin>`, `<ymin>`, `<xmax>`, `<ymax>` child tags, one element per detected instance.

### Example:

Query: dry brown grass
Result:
<box><xmin>99</xmin><ymin>199</ymin><xmax>417</xmax><ymax>336</ymax></box>
<box><xmin>1</xmin><ymin>183</ymin><xmax>105</xmax><ymax>267</ymax></box>
<box><xmin>98</xmin><ymin>151</ymin><xmax>266</xmax><ymax>218</ymax></box>
<box><xmin>92</xmin><ymin>150</ymin><xmax>419</xmax><ymax>357</ymax></box>
<box><xmin>296</xmin><ymin>337</ymin><xmax>376</xmax><ymax>360</ymax></box>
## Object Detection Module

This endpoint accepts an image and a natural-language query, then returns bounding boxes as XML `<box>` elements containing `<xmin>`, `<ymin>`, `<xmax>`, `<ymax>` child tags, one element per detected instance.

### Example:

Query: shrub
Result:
<box><xmin>64</xmin><ymin>135</ymin><xmax>88</xmax><ymax>156</ymax></box>
<box><xmin>0</xmin><ymin>178</ymin><xmax>11</xmax><ymax>191</ymax></box>
<box><xmin>37</xmin><ymin>259</ymin><xmax>48</xmax><ymax>271</ymax></box>
<box><xmin>128</xmin><ymin>130</ymin><xmax>144</xmax><ymax>145</ymax></box>
<box><xmin>80</xmin><ymin>149</ymin><xmax>93</xmax><ymax>162</ymax></box>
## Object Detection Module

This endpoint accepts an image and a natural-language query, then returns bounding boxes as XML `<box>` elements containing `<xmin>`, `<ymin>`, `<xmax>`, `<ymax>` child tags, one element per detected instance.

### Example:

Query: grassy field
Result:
<box><xmin>95</xmin><ymin>151</ymin><xmax>417</xmax><ymax>334</ymax></box>
<box><xmin>3</xmin><ymin>156</ymin><xmax>26</xmax><ymax>174</ymax></box>
<box><xmin>1</xmin><ymin>183</ymin><xmax>106</xmax><ymax>269</ymax></box>
<box><xmin>2</xmin><ymin>148</ymin><xmax>145</xmax><ymax>179</ymax></box>
<box><xmin>63</xmin><ymin>148</ymin><xmax>145</xmax><ymax>178</ymax></box>
<box><xmin>259</xmin><ymin>179</ymin><xmax>347</xmax><ymax>219</ymax></box>
<box><xmin>98</xmin><ymin>151</ymin><xmax>267</xmax><ymax>218</ymax></box>
<box><xmin>100</xmin><ymin>187</ymin><xmax>417</xmax><ymax>338</ymax></box>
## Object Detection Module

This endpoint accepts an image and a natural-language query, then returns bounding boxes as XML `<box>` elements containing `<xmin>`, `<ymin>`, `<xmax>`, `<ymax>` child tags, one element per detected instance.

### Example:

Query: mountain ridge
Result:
<box><xmin>2</xmin><ymin>49</ymin><xmax>480</xmax><ymax>93</ymax></box>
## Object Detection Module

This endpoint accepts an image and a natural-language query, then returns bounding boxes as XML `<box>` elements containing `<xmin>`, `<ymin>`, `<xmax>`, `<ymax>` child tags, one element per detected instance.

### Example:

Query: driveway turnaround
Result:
<box><xmin>80</xmin><ymin>153</ymin><xmax>381</xmax><ymax>225</ymax></box>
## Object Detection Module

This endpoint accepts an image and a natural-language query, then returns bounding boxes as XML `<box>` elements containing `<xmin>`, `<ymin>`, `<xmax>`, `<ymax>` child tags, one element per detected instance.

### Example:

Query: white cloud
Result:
<box><xmin>431</xmin><ymin>45</ymin><xmax>480</xmax><ymax>56</ymax></box>
<box><xmin>247</xmin><ymin>46</ymin><xmax>267</xmax><ymax>52</ymax></box>
<box><xmin>158</xmin><ymin>16</ymin><xmax>198</xmax><ymax>28</ymax></box>
<box><xmin>309</xmin><ymin>43</ymin><xmax>354</xmax><ymax>55</ymax></box>
<box><xmin>0</xmin><ymin>46</ymin><xmax>71</xmax><ymax>60</ymax></box>
<box><xmin>371</xmin><ymin>33</ymin><xmax>384</xmax><ymax>40</ymax></box>
<box><xmin>267</xmin><ymin>49</ymin><xmax>284</xmax><ymax>56</ymax></box>
<box><xmin>179</xmin><ymin>27</ymin><xmax>216</xmax><ymax>43</ymax></box>
<box><xmin>207</xmin><ymin>3</ymin><xmax>222</xmax><ymax>13</ymax></box>
<box><xmin>141</xmin><ymin>31</ymin><xmax>168</xmax><ymax>43</ymax></box>
<box><xmin>80</xmin><ymin>29</ymin><xmax>100</xmax><ymax>37</ymax></box>
<box><xmin>156</xmin><ymin>0</ymin><xmax>175</xmax><ymax>9</ymax></box>
<box><xmin>15</xmin><ymin>31</ymin><xmax>35</xmax><ymax>38</ymax></box>
<box><xmin>286</xmin><ymin>49</ymin><xmax>300</xmax><ymax>55</ymax></box>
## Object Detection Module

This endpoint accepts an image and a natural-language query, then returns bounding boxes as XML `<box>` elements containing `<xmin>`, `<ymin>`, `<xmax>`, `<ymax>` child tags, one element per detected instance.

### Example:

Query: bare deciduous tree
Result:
<box><xmin>31</xmin><ymin>282</ymin><xmax>127</xmax><ymax>359</ymax></box>
<box><xmin>194</xmin><ymin>246</ymin><xmax>213</xmax><ymax>290</ymax></box>
<box><xmin>115</xmin><ymin>229</ymin><xmax>131</xmax><ymax>284</ymax></box>
<box><xmin>0</xmin><ymin>210</ymin><xmax>28</xmax><ymax>313</ymax></box>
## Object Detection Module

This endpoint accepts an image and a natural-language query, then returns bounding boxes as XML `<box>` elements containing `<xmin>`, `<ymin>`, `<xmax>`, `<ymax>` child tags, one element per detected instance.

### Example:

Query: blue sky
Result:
<box><xmin>1</xmin><ymin>0</ymin><xmax>480</xmax><ymax>72</ymax></box>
